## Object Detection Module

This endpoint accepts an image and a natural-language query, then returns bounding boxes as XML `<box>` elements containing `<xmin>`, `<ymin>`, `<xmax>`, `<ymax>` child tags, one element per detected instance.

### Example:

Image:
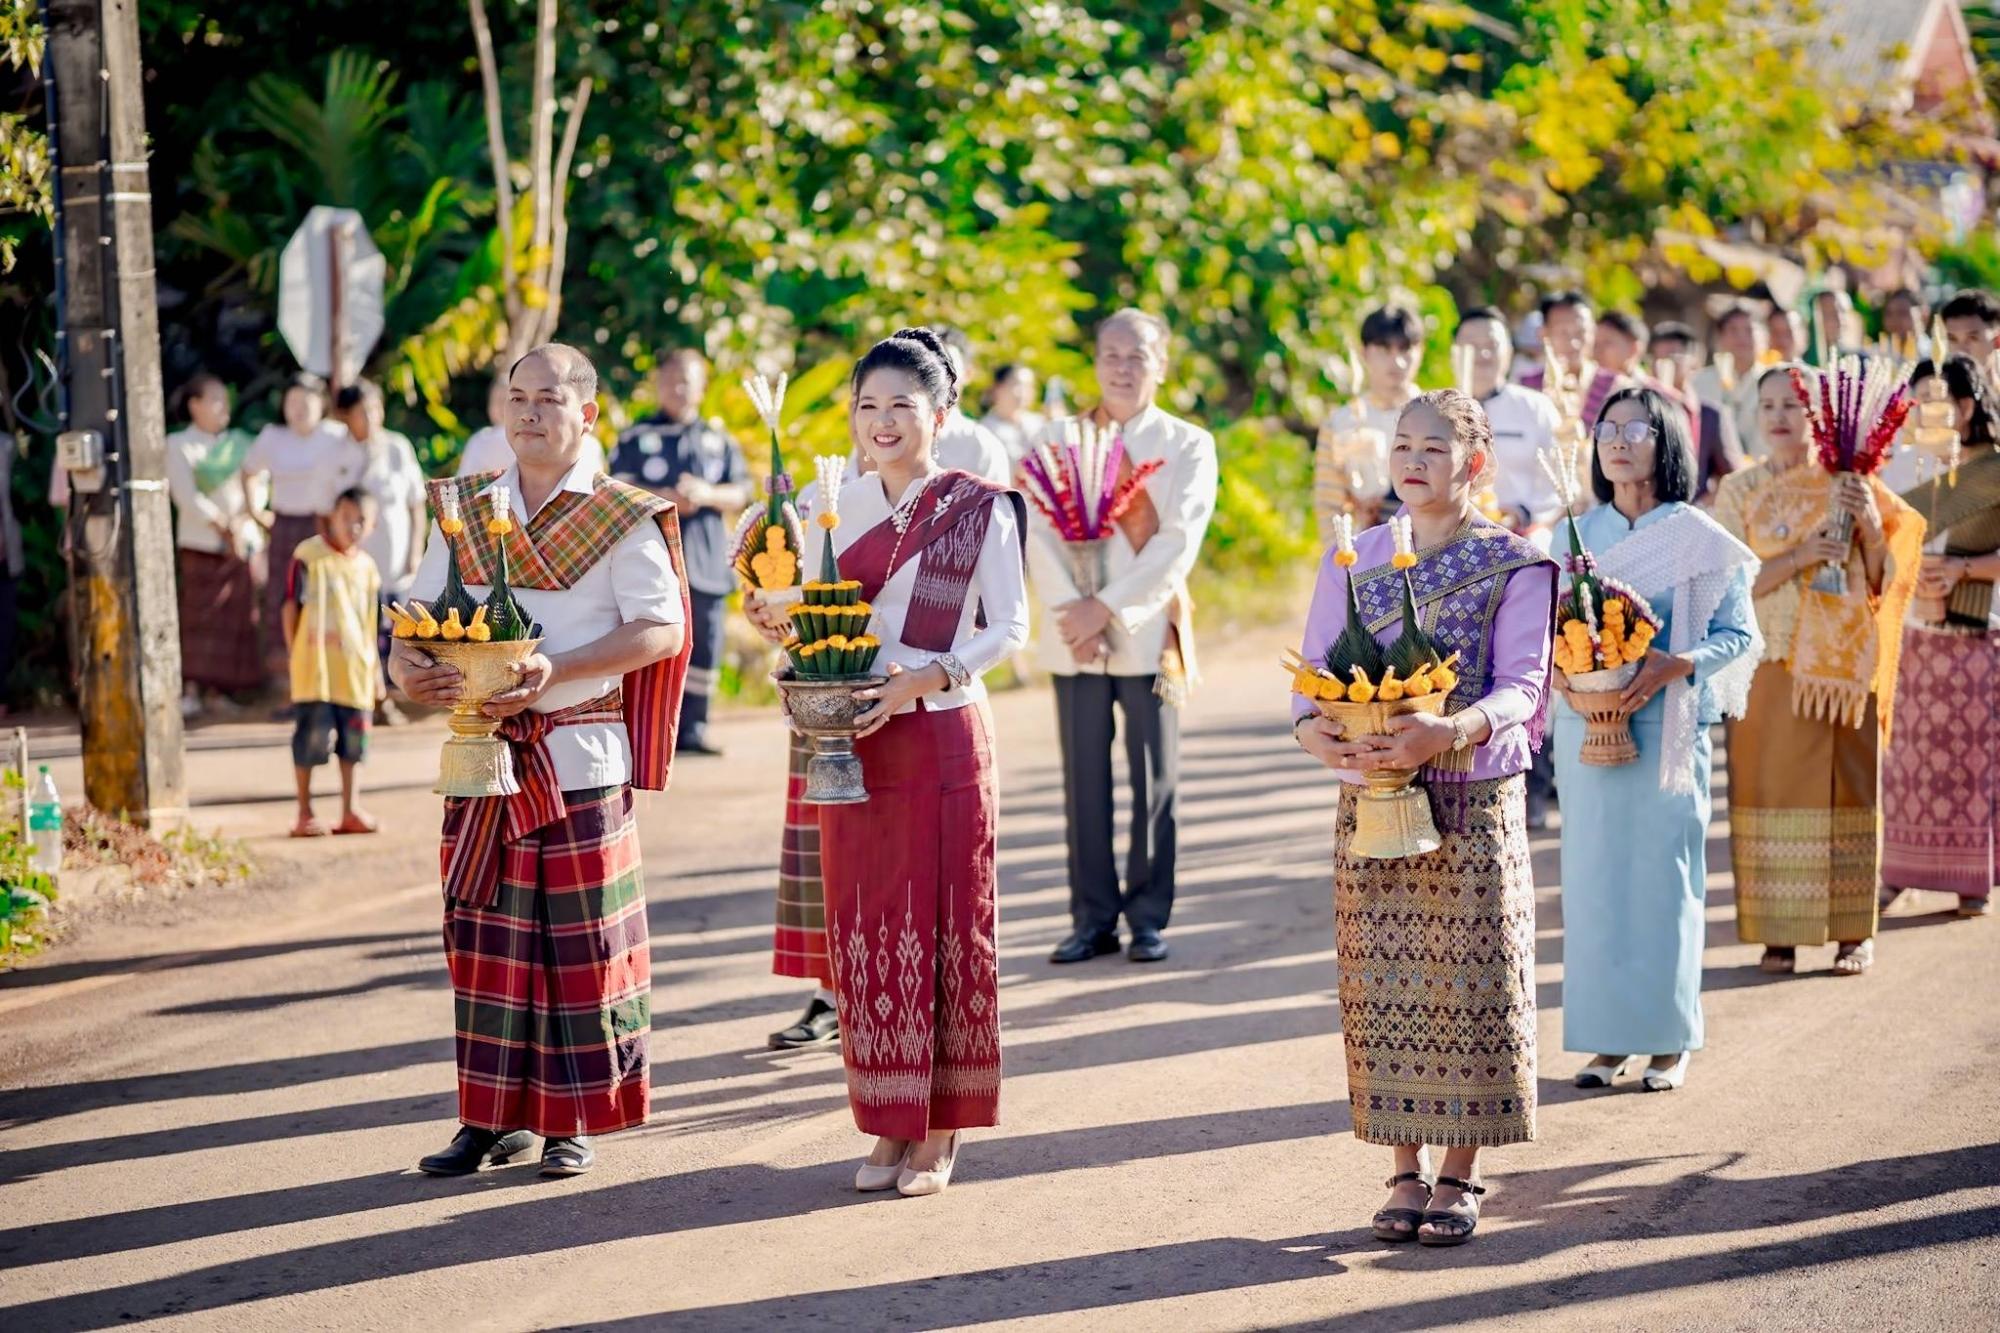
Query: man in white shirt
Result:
<box><xmin>1691</xmin><ymin>304</ymin><xmax>1766</xmax><ymax>457</ymax></box>
<box><xmin>394</xmin><ymin>343</ymin><xmax>690</xmax><ymax>1180</ymax></box>
<box><xmin>1454</xmin><ymin>308</ymin><xmax>1563</xmax><ymax>538</ymax></box>
<box><xmin>1313</xmin><ymin>304</ymin><xmax>1422</xmax><ymax>543</ymax></box>
<box><xmin>1030</xmin><ymin>310</ymin><xmax>1218</xmax><ymax>966</ymax></box>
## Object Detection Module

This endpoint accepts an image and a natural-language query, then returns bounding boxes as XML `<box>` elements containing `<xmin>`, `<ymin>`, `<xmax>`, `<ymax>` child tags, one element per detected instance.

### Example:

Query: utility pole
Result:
<box><xmin>46</xmin><ymin>0</ymin><xmax>185</xmax><ymax>826</ymax></box>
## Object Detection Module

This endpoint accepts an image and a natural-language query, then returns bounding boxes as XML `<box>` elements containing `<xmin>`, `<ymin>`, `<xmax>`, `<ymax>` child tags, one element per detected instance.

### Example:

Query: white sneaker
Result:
<box><xmin>897</xmin><ymin>1133</ymin><xmax>960</xmax><ymax>1197</ymax></box>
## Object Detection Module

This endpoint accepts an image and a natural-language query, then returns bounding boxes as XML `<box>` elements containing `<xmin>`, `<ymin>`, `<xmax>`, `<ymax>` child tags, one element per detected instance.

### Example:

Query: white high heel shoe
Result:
<box><xmin>897</xmin><ymin>1132</ymin><xmax>960</xmax><ymax>1197</ymax></box>
<box><xmin>1574</xmin><ymin>1057</ymin><xmax>1630</xmax><ymax>1089</ymax></box>
<box><xmin>1641</xmin><ymin>1053</ymin><xmax>1690</xmax><ymax>1092</ymax></box>
<box><xmin>855</xmin><ymin>1138</ymin><xmax>910</xmax><ymax>1192</ymax></box>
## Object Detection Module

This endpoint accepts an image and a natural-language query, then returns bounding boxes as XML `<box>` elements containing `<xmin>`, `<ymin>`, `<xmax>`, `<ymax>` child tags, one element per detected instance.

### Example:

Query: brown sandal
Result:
<box><xmin>1372</xmin><ymin>1171</ymin><xmax>1432</xmax><ymax>1243</ymax></box>
<box><xmin>1758</xmin><ymin>947</ymin><xmax>1796</xmax><ymax>974</ymax></box>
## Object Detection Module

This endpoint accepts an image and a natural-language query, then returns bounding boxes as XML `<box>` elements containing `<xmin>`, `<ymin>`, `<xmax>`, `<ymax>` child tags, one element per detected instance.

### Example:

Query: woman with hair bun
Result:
<box><xmin>1292</xmin><ymin>389</ymin><xmax>1556</xmax><ymax>1247</ymax></box>
<box><xmin>802</xmin><ymin>327</ymin><xmax>1029</xmax><ymax>1197</ymax></box>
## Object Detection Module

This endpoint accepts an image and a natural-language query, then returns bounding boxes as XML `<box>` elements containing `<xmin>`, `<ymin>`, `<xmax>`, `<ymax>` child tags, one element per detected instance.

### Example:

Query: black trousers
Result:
<box><xmin>1054</xmin><ymin>673</ymin><xmax>1179</xmax><ymax>935</ymax></box>
<box><xmin>681</xmin><ymin>589</ymin><xmax>726</xmax><ymax>742</ymax></box>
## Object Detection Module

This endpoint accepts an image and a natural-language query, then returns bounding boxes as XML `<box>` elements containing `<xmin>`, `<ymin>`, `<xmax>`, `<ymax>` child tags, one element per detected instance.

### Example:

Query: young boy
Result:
<box><xmin>283</xmin><ymin>486</ymin><xmax>382</xmax><ymax>837</ymax></box>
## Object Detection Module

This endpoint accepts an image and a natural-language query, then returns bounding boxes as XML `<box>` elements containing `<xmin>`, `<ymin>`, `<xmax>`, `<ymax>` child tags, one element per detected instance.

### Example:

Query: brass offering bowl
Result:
<box><xmin>418</xmin><ymin>637</ymin><xmax>544</xmax><ymax>798</ymax></box>
<box><xmin>1316</xmin><ymin>689</ymin><xmax>1461</xmax><ymax>859</ymax></box>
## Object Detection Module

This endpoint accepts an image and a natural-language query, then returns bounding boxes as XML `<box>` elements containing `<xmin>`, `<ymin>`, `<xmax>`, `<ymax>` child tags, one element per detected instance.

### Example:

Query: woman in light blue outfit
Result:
<box><xmin>1554</xmin><ymin>388</ymin><xmax>1760</xmax><ymax>1093</ymax></box>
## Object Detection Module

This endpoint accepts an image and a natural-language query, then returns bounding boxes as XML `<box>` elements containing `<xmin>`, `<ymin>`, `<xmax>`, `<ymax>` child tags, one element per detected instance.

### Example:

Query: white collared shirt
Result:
<box><xmin>407</xmin><ymin>457</ymin><xmax>685</xmax><ymax>791</ymax></box>
<box><xmin>804</xmin><ymin>474</ymin><xmax>1029</xmax><ymax>712</ymax></box>
<box><xmin>1025</xmin><ymin>404</ymin><xmax>1219</xmax><ymax>678</ymax></box>
<box><xmin>1481</xmin><ymin>384</ymin><xmax>1564</xmax><ymax>526</ymax></box>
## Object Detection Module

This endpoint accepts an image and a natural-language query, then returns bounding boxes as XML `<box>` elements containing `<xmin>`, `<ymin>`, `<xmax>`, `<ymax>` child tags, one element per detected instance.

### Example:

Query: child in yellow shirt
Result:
<box><xmin>283</xmin><ymin>487</ymin><xmax>382</xmax><ymax>836</ymax></box>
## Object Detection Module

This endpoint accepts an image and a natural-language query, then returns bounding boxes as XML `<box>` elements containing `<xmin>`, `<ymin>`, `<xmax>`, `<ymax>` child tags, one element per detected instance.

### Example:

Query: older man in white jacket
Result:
<box><xmin>1029</xmin><ymin>309</ymin><xmax>1219</xmax><ymax>965</ymax></box>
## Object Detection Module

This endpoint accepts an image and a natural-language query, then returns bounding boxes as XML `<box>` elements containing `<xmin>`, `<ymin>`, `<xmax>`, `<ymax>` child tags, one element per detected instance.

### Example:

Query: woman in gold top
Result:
<box><xmin>1713</xmin><ymin>365</ymin><xmax>1925</xmax><ymax>975</ymax></box>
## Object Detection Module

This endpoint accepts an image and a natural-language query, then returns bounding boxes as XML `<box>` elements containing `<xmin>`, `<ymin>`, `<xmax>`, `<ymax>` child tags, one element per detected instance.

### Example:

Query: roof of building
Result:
<box><xmin>1812</xmin><ymin>0</ymin><xmax>1978</xmax><ymax>94</ymax></box>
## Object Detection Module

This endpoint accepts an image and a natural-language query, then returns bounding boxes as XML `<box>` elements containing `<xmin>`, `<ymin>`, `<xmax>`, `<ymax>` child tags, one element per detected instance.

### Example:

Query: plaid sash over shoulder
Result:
<box><xmin>426</xmin><ymin>469</ymin><xmax>694</xmax><ymax>793</ymax></box>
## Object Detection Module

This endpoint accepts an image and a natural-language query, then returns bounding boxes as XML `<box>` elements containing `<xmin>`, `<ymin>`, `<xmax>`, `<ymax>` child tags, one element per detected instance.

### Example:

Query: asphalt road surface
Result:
<box><xmin>3</xmin><ymin>639</ymin><xmax>1997</xmax><ymax>1330</ymax></box>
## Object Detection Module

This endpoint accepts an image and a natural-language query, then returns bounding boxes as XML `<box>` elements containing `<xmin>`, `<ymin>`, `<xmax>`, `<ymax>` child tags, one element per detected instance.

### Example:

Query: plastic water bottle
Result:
<box><xmin>27</xmin><ymin>765</ymin><xmax>61</xmax><ymax>877</ymax></box>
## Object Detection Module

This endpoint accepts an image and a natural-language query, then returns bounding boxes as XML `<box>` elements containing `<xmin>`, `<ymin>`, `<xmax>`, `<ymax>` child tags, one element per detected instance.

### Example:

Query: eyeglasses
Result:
<box><xmin>1593</xmin><ymin>420</ymin><xmax>1659</xmax><ymax>447</ymax></box>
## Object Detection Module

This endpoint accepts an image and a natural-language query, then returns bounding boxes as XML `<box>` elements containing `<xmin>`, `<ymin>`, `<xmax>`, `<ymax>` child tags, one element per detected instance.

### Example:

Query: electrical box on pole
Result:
<box><xmin>46</xmin><ymin>0</ymin><xmax>186</xmax><ymax>826</ymax></box>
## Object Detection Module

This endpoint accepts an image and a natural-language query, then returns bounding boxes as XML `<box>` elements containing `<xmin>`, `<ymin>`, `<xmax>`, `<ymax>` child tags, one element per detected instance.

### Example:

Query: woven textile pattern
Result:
<box><xmin>430</xmin><ymin>471</ymin><xmax>669</xmax><ymax>591</ymax></box>
<box><xmin>441</xmin><ymin>788</ymin><xmax>651</xmax><ymax>1137</ymax></box>
<box><xmin>1882</xmin><ymin>625</ymin><xmax>1999</xmax><ymax>899</ymax></box>
<box><xmin>820</xmin><ymin>707</ymin><xmax>1001</xmax><ymax>1139</ymax></box>
<box><xmin>1334</xmin><ymin>775</ymin><xmax>1538</xmax><ymax>1148</ymax></box>
<box><xmin>1730</xmin><ymin>661</ymin><xmax>1881</xmax><ymax>945</ymax></box>
<box><xmin>177</xmin><ymin>548</ymin><xmax>263</xmax><ymax>692</ymax></box>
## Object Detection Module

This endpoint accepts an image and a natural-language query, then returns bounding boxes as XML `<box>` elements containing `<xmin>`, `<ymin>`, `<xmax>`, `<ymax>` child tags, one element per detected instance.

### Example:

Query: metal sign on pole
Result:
<box><xmin>278</xmin><ymin>207</ymin><xmax>385</xmax><ymax>386</ymax></box>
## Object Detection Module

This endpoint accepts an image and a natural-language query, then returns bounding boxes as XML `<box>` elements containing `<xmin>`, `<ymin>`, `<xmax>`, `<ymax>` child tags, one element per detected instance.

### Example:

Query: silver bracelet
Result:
<box><xmin>937</xmin><ymin>653</ymin><xmax>972</xmax><ymax>690</ymax></box>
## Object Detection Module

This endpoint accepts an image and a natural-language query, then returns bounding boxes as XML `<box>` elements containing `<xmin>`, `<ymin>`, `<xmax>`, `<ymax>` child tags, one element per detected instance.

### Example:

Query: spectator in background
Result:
<box><xmin>929</xmin><ymin>327</ymin><xmax>1012</xmax><ymax>483</ymax></box>
<box><xmin>1692</xmin><ymin>304</ymin><xmax>1766</xmax><ymax>455</ymax></box>
<box><xmin>164</xmin><ymin>373</ymin><xmax>265</xmax><ymax>718</ymax></box>
<box><xmin>1880</xmin><ymin>287</ymin><xmax>1929</xmax><ymax>355</ymax></box>
<box><xmin>1804</xmin><ymin>285</ymin><xmax>1862</xmax><ymax>367</ymax></box>
<box><xmin>1594</xmin><ymin>311</ymin><xmax>1699</xmax><ymax>430</ymax></box>
<box><xmin>1520</xmin><ymin>291</ymin><xmax>1621</xmax><ymax>433</ymax></box>
<box><xmin>334</xmin><ymin>379</ymin><xmax>427</xmax><ymax>727</ymax></box>
<box><xmin>458</xmin><ymin>367</ymin><xmax>607</xmax><ymax>479</ymax></box>
<box><xmin>980</xmin><ymin>362</ymin><xmax>1046</xmax><ymax>466</ymax></box>
<box><xmin>1454</xmin><ymin>307</ymin><xmax>1563</xmax><ymax>538</ymax></box>
<box><xmin>244</xmin><ymin>373</ymin><xmax>358</xmax><ymax>695</ymax></box>
<box><xmin>283</xmin><ymin>486</ymin><xmax>381</xmax><ymax>839</ymax></box>
<box><xmin>1650</xmin><ymin>322</ymin><xmax>1744</xmax><ymax>502</ymax></box>
<box><xmin>1767</xmin><ymin>304</ymin><xmax>1806</xmax><ymax>364</ymax></box>
<box><xmin>610</xmin><ymin>348</ymin><xmax>750</xmax><ymax>756</ymax></box>
<box><xmin>1314</xmin><ymin>303</ymin><xmax>1423</xmax><ymax>541</ymax></box>
<box><xmin>1941</xmin><ymin>289</ymin><xmax>2000</xmax><ymax>364</ymax></box>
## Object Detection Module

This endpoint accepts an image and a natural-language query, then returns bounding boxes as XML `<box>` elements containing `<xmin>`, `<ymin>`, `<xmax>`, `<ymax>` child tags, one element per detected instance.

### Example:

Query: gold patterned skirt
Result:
<box><xmin>1727</xmin><ymin>661</ymin><xmax>1880</xmax><ymax>946</ymax></box>
<box><xmin>1334</xmin><ymin>775</ymin><xmax>1537</xmax><ymax>1149</ymax></box>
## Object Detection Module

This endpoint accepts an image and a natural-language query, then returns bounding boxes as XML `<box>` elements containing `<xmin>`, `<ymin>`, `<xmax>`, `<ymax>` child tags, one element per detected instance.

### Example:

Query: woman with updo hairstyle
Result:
<box><xmin>803</xmin><ymin>326</ymin><xmax>1029</xmax><ymax>1197</ymax></box>
<box><xmin>1881</xmin><ymin>354</ymin><xmax>2000</xmax><ymax>919</ymax></box>
<box><xmin>1292</xmin><ymin>389</ymin><xmax>1557</xmax><ymax>1246</ymax></box>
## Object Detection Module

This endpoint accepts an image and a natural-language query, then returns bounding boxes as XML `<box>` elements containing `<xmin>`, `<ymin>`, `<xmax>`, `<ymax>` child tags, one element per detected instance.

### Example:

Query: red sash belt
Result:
<box><xmin>442</xmin><ymin>690</ymin><xmax>625</xmax><ymax>908</ymax></box>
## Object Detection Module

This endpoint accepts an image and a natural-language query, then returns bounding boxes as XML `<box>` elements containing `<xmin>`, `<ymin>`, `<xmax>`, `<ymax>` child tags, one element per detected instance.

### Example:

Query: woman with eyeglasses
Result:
<box><xmin>1713</xmin><ymin>365</ymin><xmax>1925</xmax><ymax>976</ymax></box>
<box><xmin>1554</xmin><ymin>390</ymin><xmax>1760</xmax><ymax>1092</ymax></box>
<box><xmin>1881</xmin><ymin>355</ymin><xmax>2000</xmax><ymax>920</ymax></box>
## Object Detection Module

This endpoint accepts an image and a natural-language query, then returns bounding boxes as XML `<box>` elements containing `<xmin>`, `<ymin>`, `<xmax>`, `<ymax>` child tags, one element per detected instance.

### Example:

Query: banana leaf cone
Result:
<box><xmin>819</xmin><ymin>527</ymin><xmax>841</xmax><ymax>590</ymax></box>
<box><xmin>433</xmin><ymin>530</ymin><xmax>480</xmax><ymax>625</ymax></box>
<box><xmin>1325</xmin><ymin>558</ymin><xmax>1386</xmax><ymax>682</ymax></box>
<box><xmin>783</xmin><ymin>639</ymin><xmax>808</xmax><ymax>674</ymax></box>
<box><xmin>484</xmin><ymin>536</ymin><xmax>528</xmax><ymax>641</ymax></box>
<box><xmin>1385</xmin><ymin>568</ymin><xmax>1445</xmax><ymax>679</ymax></box>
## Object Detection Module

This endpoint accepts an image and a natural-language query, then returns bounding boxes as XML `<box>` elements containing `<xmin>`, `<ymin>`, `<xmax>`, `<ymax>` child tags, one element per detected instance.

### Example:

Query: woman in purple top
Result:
<box><xmin>1292</xmin><ymin>390</ymin><xmax>1556</xmax><ymax>1247</ymax></box>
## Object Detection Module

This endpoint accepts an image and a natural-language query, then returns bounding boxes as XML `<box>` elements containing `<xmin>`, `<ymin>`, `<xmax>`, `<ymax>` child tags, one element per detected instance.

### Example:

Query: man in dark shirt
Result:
<box><xmin>610</xmin><ymin>349</ymin><xmax>750</xmax><ymax>755</ymax></box>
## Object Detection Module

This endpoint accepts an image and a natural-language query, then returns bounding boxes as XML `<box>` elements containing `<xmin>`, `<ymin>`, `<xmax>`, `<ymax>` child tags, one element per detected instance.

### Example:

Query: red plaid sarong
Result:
<box><xmin>441</xmin><ymin>693</ymin><xmax>625</xmax><ymax>909</ymax></box>
<box><xmin>773</xmin><ymin>731</ymin><xmax>832</xmax><ymax>984</ymax></box>
<box><xmin>442</xmin><ymin>786</ymin><xmax>650</xmax><ymax>1137</ymax></box>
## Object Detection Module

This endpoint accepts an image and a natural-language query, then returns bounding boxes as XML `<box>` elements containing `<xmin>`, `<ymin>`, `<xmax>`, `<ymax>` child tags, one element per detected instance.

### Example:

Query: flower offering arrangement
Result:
<box><xmin>1539</xmin><ymin>442</ymin><xmax>1658</xmax><ymax>765</ymax></box>
<box><xmin>1793</xmin><ymin>356</ymin><xmax>1911</xmax><ymax>595</ymax></box>
<box><xmin>1018</xmin><ymin>417</ymin><xmax>1163</xmax><ymax>544</ymax></box>
<box><xmin>1285</xmin><ymin>515</ymin><xmax>1468</xmax><ymax>858</ymax></box>
<box><xmin>728</xmin><ymin>369</ymin><xmax>809</xmax><ymax>599</ymax></box>
<box><xmin>773</xmin><ymin>455</ymin><xmax>887</xmax><ymax>806</ymax></box>
<box><xmin>388</xmin><ymin>479</ymin><xmax>545</xmax><ymax>797</ymax></box>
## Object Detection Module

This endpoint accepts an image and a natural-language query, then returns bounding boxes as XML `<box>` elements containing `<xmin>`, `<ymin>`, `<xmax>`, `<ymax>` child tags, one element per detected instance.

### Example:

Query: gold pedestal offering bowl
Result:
<box><xmin>1317</xmin><ymin>689</ymin><xmax>1468</xmax><ymax>859</ymax></box>
<box><xmin>775</xmin><ymin>674</ymin><xmax>888</xmax><ymax>805</ymax></box>
<box><xmin>419</xmin><ymin>637</ymin><xmax>545</xmax><ymax>798</ymax></box>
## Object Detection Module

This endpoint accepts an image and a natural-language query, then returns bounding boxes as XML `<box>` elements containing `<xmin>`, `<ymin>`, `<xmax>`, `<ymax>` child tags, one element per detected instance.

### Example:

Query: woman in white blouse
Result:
<box><xmin>763</xmin><ymin>328</ymin><xmax>1028</xmax><ymax>1198</ymax></box>
<box><xmin>244</xmin><ymin>374</ymin><xmax>358</xmax><ymax>683</ymax></box>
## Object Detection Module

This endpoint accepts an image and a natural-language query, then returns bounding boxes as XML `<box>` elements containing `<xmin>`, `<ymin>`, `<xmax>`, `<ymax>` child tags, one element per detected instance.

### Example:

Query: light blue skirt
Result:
<box><xmin>1553</xmin><ymin>709</ymin><xmax>1712</xmax><ymax>1054</ymax></box>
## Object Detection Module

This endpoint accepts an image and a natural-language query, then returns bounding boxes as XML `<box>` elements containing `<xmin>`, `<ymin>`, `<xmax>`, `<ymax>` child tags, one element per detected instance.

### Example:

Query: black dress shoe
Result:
<box><xmin>768</xmin><ymin>996</ymin><xmax>840</xmax><ymax>1049</ymax></box>
<box><xmin>418</xmin><ymin>1126</ymin><xmax>536</xmax><ymax>1176</ymax></box>
<box><xmin>1127</xmin><ymin>930</ymin><xmax>1170</xmax><ymax>963</ymax></box>
<box><xmin>540</xmin><ymin>1136</ymin><xmax>595</xmax><ymax>1177</ymax></box>
<box><xmin>676</xmin><ymin>735</ymin><xmax>725</xmax><ymax>757</ymax></box>
<box><xmin>1049</xmin><ymin>929</ymin><xmax>1120</xmax><ymax>964</ymax></box>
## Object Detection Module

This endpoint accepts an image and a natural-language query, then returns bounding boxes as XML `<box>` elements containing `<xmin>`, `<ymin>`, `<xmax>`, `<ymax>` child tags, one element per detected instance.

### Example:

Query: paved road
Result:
<box><xmin>3</xmin><ymin>640</ymin><xmax>1997</xmax><ymax>1331</ymax></box>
